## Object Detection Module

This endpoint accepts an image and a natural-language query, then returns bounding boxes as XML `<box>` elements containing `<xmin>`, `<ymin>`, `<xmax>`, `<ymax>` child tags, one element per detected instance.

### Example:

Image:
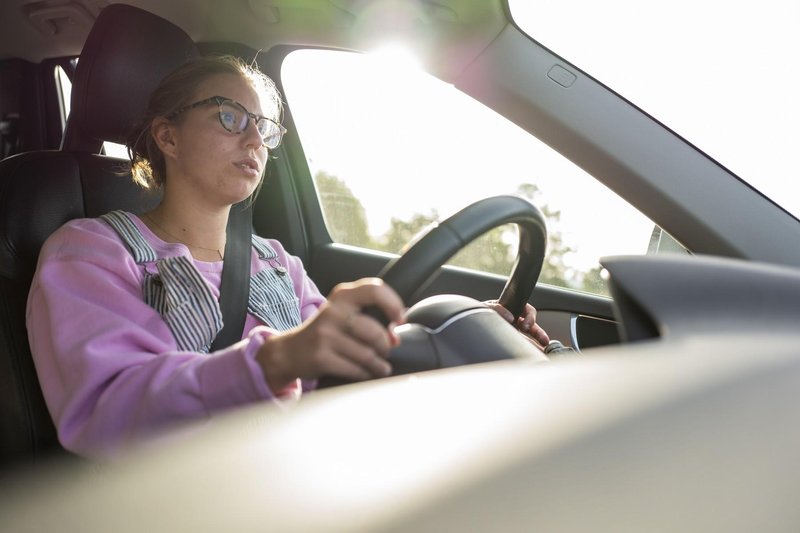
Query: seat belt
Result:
<box><xmin>209</xmin><ymin>200</ymin><xmax>252</xmax><ymax>351</ymax></box>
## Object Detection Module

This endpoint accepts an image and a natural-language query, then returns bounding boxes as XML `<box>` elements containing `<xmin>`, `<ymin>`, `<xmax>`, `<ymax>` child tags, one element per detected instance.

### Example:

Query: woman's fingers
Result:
<box><xmin>312</xmin><ymin>344</ymin><xmax>385</xmax><ymax>382</ymax></box>
<box><xmin>269</xmin><ymin>279</ymin><xmax>405</xmax><ymax>384</ymax></box>
<box><xmin>330</xmin><ymin>325</ymin><xmax>393</xmax><ymax>378</ymax></box>
<box><xmin>328</xmin><ymin>278</ymin><xmax>406</xmax><ymax>326</ymax></box>
<box><xmin>518</xmin><ymin>303</ymin><xmax>550</xmax><ymax>345</ymax></box>
<box><xmin>340</xmin><ymin>310</ymin><xmax>394</xmax><ymax>355</ymax></box>
<box><xmin>517</xmin><ymin>317</ymin><xmax>550</xmax><ymax>346</ymax></box>
<box><xmin>484</xmin><ymin>300</ymin><xmax>514</xmax><ymax>323</ymax></box>
<box><xmin>485</xmin><ymin>300</ymin><xmax>551</xmax><ymax>346</ymax></box>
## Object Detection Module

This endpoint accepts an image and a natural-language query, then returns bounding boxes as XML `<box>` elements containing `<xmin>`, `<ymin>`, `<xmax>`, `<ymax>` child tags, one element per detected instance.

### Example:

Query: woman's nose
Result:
<box><xmin>242</xmin><ymin>116</ymin><xmax>265</xmax><ymax>149</ymax></box>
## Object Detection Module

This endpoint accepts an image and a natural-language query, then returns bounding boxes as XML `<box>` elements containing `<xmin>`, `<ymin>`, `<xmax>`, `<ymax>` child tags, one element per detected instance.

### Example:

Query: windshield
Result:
<box><xmin>509</xmin><ymin>0</ymin><xmax>799</xmax><ymax>219</ymax></box>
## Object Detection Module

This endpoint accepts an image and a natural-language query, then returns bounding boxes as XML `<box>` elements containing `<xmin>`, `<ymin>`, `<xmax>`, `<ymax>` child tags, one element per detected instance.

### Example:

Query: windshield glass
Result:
<box><xmin>509</xmin><ymin>0</ymin><xmax>799</xmax><ymax>218</ymax></box>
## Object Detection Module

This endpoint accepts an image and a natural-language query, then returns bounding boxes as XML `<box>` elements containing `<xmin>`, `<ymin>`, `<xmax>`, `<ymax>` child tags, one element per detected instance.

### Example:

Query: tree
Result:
<box><xmin>377</xmin><ymin>211</ymin><xmax>517</xmax><ymax>276</ymax></box>
<box><xmin>580</xmin><ymin>265</ymin><xmax>610</xmax><ymax>296</ymax></box>
<box><xmin>374</xmin><ymin>183</ymin><xmax>581</xmax><ymax>283</ymax></box>
<box><xmin>313</xmin><ymin>171</ymin><xmax>372</xmax><ymax>248</ymax></box>
<box><xmin>312</xmin><ymin>170</ymin><xmax>609</xmax><ymax>295</ymax></box>
<box><xmin>449</xmin><ymin>225</ymin><xmax>515</xmax><ymax>274</ymax></box>
<box><xmin>376</xmin><ymin>211</ymin><xmax>439</xmax><ymax>254</ymax></box>
<box><xmin>515</xmin><ymin>184</ymin><xmax>576</xmax><ymax>289</ymax></box>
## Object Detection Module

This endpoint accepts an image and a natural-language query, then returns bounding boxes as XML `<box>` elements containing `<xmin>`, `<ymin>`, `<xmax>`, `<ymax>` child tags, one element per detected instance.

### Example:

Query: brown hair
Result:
<box><xmin>127</xmin><ymin>55</ymin><xmax>283</xmax><ymax>190</ymax></box>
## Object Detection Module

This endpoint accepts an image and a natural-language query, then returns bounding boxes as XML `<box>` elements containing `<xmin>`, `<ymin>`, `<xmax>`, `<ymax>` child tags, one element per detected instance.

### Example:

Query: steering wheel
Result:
<box><xmin>319</xmin><ymin>195</ymin><xmax>548</xmax><ymax>387</ymax></box>
<box><xmin>378</xmin><ymin>195</ymin><xmax>547</xmax><ymax>320</ymax></box>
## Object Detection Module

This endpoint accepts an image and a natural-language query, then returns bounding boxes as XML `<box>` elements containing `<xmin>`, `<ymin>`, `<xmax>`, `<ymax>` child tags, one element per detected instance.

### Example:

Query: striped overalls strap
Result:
<box><xmin>100</xmin><ymin>211</ymin><xmax>223</xmax><ymax>352</ymax></box>
<box><xmin>248</xmin><ymin>236</ymin><xmax>302</xmax><ymax>331</ymax></box>
<box><xmin>101</xmin><ymin>210</ymin><xmax>158</xmax><ymax>263</ymax></box>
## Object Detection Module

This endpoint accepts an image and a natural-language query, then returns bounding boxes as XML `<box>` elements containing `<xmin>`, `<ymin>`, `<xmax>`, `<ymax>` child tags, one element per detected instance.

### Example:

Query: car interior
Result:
<box><xmin>1</xmin><ymin>1</ymin><xmax>800</xmax><ymax>531</ymax></box>
<box><xmin>0</xmin><ymin>1</ymin><xmax>587</xmax><ymax>469</ymax></box>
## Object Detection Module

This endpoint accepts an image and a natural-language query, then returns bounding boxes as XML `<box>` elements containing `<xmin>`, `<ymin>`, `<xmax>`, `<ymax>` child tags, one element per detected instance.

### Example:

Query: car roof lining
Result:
<box><xmin>2</xmin><ymin>0</ymin><xmax>508</xmax><ymax>81</ymax></box>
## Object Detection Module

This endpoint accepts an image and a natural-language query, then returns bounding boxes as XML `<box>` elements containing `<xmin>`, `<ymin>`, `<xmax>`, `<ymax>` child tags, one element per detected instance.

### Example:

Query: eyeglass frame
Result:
<box><xmin>166</xmin><ymin>95</ymin><xmax>287</xmax><ymax>149</ymax></box>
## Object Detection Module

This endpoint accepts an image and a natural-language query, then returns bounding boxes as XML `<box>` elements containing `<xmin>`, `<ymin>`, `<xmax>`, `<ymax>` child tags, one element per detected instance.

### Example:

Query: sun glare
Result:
<box><xmin>364</xmin><ymin>44</ymin><xmax>422</xmax><ymax>75</ymax></box>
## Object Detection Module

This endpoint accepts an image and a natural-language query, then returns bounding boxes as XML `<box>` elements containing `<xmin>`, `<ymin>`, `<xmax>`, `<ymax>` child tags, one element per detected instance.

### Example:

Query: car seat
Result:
<box><xmin>0</xmin><ymin>3</ymin><xmax>198</xmax><ymax>467</ymax></box>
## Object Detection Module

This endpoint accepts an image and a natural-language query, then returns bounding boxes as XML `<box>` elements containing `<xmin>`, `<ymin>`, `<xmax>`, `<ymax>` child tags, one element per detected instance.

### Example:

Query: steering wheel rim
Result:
<box><xmin>378</xmin><ymin>195</ymin><xmax>547</xmax><ymax>319</ymax></box>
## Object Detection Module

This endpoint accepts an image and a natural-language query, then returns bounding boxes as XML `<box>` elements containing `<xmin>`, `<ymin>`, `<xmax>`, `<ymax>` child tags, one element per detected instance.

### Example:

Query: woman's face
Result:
<box><xmin>160</xmin><ymin>73</ymin><xmax>273</xmax><ymax>208</ymax></box>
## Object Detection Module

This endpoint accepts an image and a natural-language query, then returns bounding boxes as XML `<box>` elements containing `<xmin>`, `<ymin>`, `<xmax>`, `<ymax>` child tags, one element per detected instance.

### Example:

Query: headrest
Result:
<box><xmin>62</xmin><ymin>4</ymin><xmax>199</xmax><ymax>152</ymax></box>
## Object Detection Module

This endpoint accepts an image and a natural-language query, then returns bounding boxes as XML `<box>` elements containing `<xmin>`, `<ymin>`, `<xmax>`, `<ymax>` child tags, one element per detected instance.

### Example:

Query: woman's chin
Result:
<box><xmin>219</xmin><ymin>178</ymin><xmax>261</xmax><ymax>205</ymax></box>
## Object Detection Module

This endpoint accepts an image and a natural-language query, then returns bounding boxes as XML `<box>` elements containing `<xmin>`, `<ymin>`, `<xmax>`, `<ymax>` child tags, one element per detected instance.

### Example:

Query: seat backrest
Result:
<box><xmin>0</xmin><ymin>3</ymin><xmax>198</xmax><ymax>468</ymax></box>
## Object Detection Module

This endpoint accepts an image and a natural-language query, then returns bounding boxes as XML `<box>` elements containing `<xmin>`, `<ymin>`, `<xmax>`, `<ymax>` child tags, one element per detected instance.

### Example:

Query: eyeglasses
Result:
<box><xmin>167</xmin><ymin>96</ymin><xmax>287</xmax><ymax>149</ymax></box>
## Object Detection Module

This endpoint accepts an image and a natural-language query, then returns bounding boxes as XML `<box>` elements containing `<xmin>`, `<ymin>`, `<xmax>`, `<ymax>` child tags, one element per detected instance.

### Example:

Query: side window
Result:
<box><xmin>282</xmin><ymin>49</ymin><xmax>678</xmax><ymax>296</ymax></box>
<box><xmin>55</xmin><ymin>63</ymin><xmax>128</xmax><ymax>158</ymax></box>
<box><xmin>54</xmin><ymin>65</ymin><xmax>71</xmax><ymax>132</ymax></box>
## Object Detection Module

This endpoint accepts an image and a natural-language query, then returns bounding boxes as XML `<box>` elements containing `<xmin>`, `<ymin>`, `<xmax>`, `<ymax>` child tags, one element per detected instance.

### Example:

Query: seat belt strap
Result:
<box><xmin>210</xmin><ymin>201</ymin><xmax>252</xmax><ymax>351</ymax></box>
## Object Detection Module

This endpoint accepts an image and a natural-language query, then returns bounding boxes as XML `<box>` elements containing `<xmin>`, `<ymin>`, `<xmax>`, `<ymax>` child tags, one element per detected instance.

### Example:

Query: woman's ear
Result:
<box><xmin>152</xmin><ymin>117</ymin><xmax>178</xmax><ymax>159</ymax></box>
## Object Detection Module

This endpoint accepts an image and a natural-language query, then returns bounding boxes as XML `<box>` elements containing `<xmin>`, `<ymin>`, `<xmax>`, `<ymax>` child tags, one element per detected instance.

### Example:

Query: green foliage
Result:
<box><xmin>580</xmin><ymin>265</ymin><xmax>609</xmax><ymax>295</ymax></box>
<box><xmin>377</xmin><ymin>213</ymin><xmax>439</xmax><ymax>254</ymax></box>
<box><xmin>314</xmin><ymin>171</ymin><xmax>372</xmax><ymax>248</ymax></box>
<box><xmin>449</xmin><ymin>225</ymin><xmax>515</xmax><ymax>274</ymax></box>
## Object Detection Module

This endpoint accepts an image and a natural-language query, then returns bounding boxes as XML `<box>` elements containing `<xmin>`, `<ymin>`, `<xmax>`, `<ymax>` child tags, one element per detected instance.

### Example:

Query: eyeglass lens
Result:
<box><xmin>218</xmin><ymin>100</ymin><xmax>283</xmax><ymax>149</ymax></box>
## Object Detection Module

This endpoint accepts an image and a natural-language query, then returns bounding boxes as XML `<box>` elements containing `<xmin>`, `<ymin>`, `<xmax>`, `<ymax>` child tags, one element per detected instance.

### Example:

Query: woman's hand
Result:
<box><xmin>257</xmin><ymin>278</ymin><xmax>406</xmax><ymax>392</ymax></box>
<box><xmin>484</xmin><ymin>300</ymin><xmax>550</xmax><ymax>347</ymax></box>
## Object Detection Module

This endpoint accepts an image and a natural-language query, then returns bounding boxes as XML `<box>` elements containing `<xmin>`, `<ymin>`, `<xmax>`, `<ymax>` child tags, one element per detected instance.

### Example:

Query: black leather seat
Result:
<box><xmin>0</xmin><ymin>4</ymin><xmax>198</xmax><ymax>467</ymax></box>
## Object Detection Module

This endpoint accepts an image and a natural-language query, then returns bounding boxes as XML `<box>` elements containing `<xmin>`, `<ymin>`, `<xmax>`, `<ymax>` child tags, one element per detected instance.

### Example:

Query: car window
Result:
<box><xmin>282</xmin><ymin>49</ymin><xmax>674</xmax><ymax>296</ymax></box>
<box><xmin>55</xmin><ymin>63</ymin><xmax>128</xmax><ymax>158</ymax></box>
<box><xmin>54</xmin><ymin>65</ymin><xmax>71</xmax><ymax>131</ymax></box>
<box><xmin>509</xmin><ymin>0</ymin><xmax>799</xmax><ymax>220</ymax></box>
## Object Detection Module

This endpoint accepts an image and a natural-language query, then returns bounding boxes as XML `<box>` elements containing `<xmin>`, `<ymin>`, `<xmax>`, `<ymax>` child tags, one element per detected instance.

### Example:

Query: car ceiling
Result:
<box><xmin>1</xmin><ymin>0</ymin><xmax>508</xmax><ymax>80</ymax></box>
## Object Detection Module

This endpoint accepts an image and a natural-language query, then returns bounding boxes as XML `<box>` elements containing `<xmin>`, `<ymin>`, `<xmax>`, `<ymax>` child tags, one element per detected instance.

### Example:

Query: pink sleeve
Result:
<box><xmin>26</xmin><ymin>220</ymin><xmax>287</xmax><ymax>460</ymax></box>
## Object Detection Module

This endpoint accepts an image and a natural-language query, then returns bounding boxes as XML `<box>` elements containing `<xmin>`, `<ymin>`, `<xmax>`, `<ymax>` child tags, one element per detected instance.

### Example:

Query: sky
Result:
<box><xmin>509</xmin><ymin>0</ymin><xmax>799</xmax><ymax>216</ymax></box>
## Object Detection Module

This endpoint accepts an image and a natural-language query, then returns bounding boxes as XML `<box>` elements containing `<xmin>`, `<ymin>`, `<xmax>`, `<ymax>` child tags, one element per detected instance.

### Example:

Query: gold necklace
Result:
<box><xmin>143</xmin><ymin>213</ymin><xmax>225</xmax><ymax>260</ymax></box>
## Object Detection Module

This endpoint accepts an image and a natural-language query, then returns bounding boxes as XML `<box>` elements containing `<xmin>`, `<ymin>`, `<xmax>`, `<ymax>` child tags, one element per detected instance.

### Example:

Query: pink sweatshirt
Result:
<box><xmin>26</xmin><ymin>214</ymin><xmax>325</xmax><ymax>459</ymax></box>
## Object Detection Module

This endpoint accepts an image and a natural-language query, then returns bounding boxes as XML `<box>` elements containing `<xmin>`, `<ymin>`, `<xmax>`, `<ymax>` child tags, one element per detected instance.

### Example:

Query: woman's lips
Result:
<box><xmin>234</xmin><ymin>157</ymin><xmax>261</xmax><ymax>177</ymax></box>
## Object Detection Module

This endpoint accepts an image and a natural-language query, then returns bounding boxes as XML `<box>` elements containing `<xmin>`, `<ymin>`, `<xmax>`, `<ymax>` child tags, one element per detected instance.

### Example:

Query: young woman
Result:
<box><xmin>26</xmin><ymin>55</ymin><xmax>548</xmax><ymax>459</ymax></box>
